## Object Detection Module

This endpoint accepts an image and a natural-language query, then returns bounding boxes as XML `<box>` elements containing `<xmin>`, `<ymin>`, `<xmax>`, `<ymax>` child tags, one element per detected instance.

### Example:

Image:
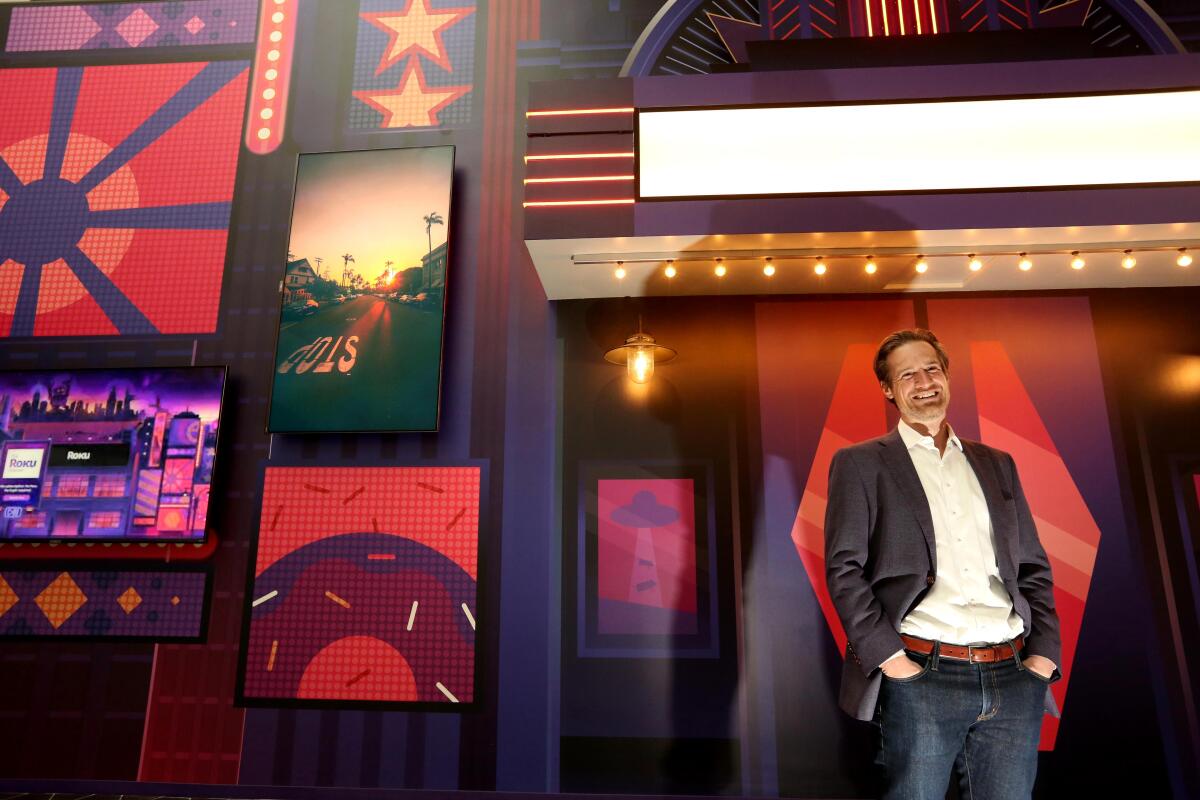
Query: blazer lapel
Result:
<box><xmin>877</xmin><ymin>429</ymin><xmax>937</xmax><ymax>567</ymax></box>
<box><xmin>962</xmin><ymin>441</ymin><xmax>1017</xmax><ymax>579</ymax></box>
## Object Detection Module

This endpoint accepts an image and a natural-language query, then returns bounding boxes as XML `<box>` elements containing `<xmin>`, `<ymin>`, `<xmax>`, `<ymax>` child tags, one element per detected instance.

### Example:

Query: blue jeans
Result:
<box><xmin>877</xmin><ymin>646</ymin><xmax>1050</xmax><ymax>800</ymax></box>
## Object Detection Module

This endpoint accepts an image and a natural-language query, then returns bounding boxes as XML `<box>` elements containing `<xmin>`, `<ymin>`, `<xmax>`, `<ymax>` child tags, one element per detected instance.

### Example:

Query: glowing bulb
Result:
<box><xmin>1018</xmin><ymin>253</ymin><xmax>1033</xmax><ymax>271</ymax></box>
<box><xmin>1178</xmin><ymin>249</ymin><xmax>1193</xmax><ymax>267</ymax></box>
<box><xmin>628</xmin><ymin>347</ymin><xmax>654</xmax><ymax>384</ymax></box>
<box><xmin>968</xmin><ymin>255</ymin><xmax>983</xmax><ymax>272</ymax></box>
<box><xmin>614</xmin><ymin>262</ymin><xmax>626</xmax><ymax>280</ymax></box>
<box><xmin>714</xmin><ymin>258</ymin><xmax>726</xmax><ymax>277</ymax></box>
<box><xmin>915</xmin><ymin>256</ymin><xmax>928</xmax><ymax>274</ymax></box>
<box><xmin>814</xmin><ymin>262</ymin><xmax>827</xmax><ymax>276</ymax></box>
<box><xmin>1070</xmin><ymin>252</ymin><xmax>1085</xmax><ymax>270</ymax></box>
<box><xmin>763</xmin><ymin>258</ymin><xmax>775</xmax><ymax>277</ymax></box>
<box><xmin>664</xmin><ymin>261</ymin><xmax>677</xmax><ymax>278</ymax></box>
<box><xmin>865</xmin><ymin>258</ymin><xmax>877</xmax><ymax>275</ymax></box>
<box><xmin>1121</xmin><ymin>250</ymin><xmax>1136</xmax><ymax>270</ymax></box>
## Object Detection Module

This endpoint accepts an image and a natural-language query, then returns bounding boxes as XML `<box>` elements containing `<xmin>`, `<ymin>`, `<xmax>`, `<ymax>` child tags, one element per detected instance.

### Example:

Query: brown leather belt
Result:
<box><xmin>901</xmin><ymin>634</ymin><xmax>1024</xmax><ymax>663</ymax></box>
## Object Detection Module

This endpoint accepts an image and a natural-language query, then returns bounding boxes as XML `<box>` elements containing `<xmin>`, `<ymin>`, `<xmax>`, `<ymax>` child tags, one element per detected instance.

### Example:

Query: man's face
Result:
<box><xmin>882</xmin><ymin>340</ymin><xmax>950</xmax><ymax>425</ymax></box>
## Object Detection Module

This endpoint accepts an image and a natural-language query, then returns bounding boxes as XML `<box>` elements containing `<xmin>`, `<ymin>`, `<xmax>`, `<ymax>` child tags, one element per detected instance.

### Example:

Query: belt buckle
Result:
<box><xmin>966</xmin><ymin>644</ymin><xmax>978</xmax><ymax>663</ymax></box>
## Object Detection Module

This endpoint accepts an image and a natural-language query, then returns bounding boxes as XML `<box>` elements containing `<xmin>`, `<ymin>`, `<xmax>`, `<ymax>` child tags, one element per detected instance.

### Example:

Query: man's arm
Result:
<box><xmin>825</xmin><ymin>448</ymin><xmax>906</xmax><ymax>677</ymax></box>
<box><xmin>1006</xmin><ymin>452</ymin><xmax>1063</xmax><ymax>674</ymax></box>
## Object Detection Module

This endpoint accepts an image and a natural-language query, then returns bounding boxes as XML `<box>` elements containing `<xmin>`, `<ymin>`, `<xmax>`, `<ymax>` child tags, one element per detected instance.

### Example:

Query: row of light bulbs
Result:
<box><xmin>610</xmin><ymin>248</ymin><xmax>1194</xmax><ymax>280</ymax></box>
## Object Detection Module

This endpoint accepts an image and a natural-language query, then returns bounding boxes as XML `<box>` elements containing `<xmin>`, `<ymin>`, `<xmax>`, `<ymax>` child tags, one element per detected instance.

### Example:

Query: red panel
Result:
<box><xmin>757</xmin><ymin>299</ymin><xmax>914</xmax><ymax>654</ymax></box>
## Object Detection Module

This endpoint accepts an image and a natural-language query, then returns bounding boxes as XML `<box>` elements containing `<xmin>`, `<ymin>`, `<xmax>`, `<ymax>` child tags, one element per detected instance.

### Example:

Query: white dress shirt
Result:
<box><xmin>895</xmin><ymin>420</ymin><xmax>1024</xmax><ymax>646</ymax></box>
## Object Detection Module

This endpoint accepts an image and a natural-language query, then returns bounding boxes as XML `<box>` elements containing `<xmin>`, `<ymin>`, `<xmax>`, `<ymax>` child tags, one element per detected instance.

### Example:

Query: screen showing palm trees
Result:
<box><xmin>269</xmin><ymin>146</ymin><xmax>454</xmax><ymax>432</ymax></box>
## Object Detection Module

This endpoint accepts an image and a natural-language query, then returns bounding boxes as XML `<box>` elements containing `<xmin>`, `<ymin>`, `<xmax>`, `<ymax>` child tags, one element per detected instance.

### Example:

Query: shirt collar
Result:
<box><xmin>898</xmin><ymin>419</ymin><xmax>963</xmax><ymax>453</ymax></box>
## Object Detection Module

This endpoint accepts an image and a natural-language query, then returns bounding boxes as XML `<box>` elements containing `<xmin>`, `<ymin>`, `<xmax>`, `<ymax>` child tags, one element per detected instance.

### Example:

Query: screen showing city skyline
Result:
<box><xmin>268</xmin><ymin>145</ymin><xmax>454</xmax><ymax>433</ymax></box>
<box><xmin>0</xmin><ymin>366</ymin><xmax>226</xmax><ymax>542</ymax></box>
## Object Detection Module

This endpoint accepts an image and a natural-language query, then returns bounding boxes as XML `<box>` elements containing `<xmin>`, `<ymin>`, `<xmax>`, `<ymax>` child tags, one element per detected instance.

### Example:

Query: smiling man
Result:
<box><xmin>824</xmin><ymin>328</ymin><xmax>1061</xmax><ymax>800</ymax></box>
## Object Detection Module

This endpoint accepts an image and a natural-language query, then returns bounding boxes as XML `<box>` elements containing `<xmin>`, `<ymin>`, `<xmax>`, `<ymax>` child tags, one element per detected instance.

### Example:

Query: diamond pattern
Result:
<box><xmin>117</xmin><ymin>586</ymin><xmax>143</xmax><ymax>614</ymax></box>
<box><xmin>34</xmin><ymin>572</ymin><xmax>88</xmax><ymax>629</ymax></box>
<box><xmin>115</xmin><ymin>9</ymin><xmax>159</xmax><ymax>47</ymax></box>
<box><xmin>185</xmin><ymin>15</ymin><xmax>206</xmax><ymax>35</ymax></box>
<box><xmin>0</xmin><ymin>575</ymin><xmax>17</xmax><ymax>618</ymax></box>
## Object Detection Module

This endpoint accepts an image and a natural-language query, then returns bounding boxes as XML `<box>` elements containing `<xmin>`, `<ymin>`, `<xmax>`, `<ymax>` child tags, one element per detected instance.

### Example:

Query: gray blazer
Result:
<box><xmin>824</xmin><ymin>428</ymin><xmax>1062</xmax><ymax>721</ymax></box>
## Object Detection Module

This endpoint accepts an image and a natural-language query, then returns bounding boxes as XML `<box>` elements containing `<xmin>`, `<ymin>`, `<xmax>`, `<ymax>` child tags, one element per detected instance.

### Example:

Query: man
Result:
<box><xmin>825</xmin><ymin>329</ymin><xmax>1061</xmax><ymax>799</ymax></box>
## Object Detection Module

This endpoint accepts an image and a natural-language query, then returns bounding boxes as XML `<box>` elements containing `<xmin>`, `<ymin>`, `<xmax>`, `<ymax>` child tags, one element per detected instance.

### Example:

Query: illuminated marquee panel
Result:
<box><xmin>245</xmin><ymin>0</ymin><xmax>298</xmax><ymax>155</ymax></box>
<box><xmin>637</xmin><ymin>90</ymin><xmax>1200</xmax><ymax>199</ymax></box>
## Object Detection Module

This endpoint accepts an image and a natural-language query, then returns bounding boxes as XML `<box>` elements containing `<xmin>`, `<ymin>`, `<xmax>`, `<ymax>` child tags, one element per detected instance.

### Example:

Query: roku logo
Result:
<box><xmin>2</xmin><ymin>449</ymin><xmax>44</xmax><ymax>479</ymax></box>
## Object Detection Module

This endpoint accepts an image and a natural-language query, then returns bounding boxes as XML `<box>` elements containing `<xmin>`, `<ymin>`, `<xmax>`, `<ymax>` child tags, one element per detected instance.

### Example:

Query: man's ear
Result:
<box><xmin>880</xmin><ymin>380</ymin><xmax>893</xmax><ymax>400</ymax></box>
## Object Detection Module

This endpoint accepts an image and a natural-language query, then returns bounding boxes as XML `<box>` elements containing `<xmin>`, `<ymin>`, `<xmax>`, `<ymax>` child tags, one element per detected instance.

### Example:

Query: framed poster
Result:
<box><xmin>577</xmin><ymin>462</ymin><xmax>719</xmax><ymax>658</ymax></box>
<box><xmin>267</xmin><ymin>145</ymin><xmax>454</xmax><ymax>433</ymax></box>
<box><xmin>237</xmin><ymin>465</ymin><xmax>480</xmax><ymax>709</ymax></box>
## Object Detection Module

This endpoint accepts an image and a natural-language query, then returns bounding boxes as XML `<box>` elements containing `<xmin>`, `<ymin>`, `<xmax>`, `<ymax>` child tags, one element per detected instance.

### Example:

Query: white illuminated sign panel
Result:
<box><xmin>637</xmin><ymin>90</ymin><xmax>1200</xmax><ymax>198</ymax></box>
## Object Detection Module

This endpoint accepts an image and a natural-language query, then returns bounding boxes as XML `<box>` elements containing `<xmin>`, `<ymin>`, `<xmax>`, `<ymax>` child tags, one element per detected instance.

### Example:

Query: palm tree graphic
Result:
<box><xmin>341</xmin><ymin>253</ymin><xmax>355</xmax><ymax>287</ymax></box>
<box><xmin>423</xmin><ymin>211</ymin><xmax>444</xmax><ymax>257</ymax></box>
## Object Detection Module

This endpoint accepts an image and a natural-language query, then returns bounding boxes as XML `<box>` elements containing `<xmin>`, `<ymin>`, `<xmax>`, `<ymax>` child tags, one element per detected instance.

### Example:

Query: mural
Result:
<box><xmin>4</xmin><ymin>0</ymin><xmax>258</xmax><ymax>52</ymax></box>
<box><xmin>239</xmin><ymin>466</ymin><xmax>480</xmax><ymax>706</ymax></box>
<box><xmin>0</xmin><ymin>61</ymin><xmax>248</xmax><ymax>337</ymax></box>
<box><xmin>0</xmin><ymin>567</ymin><xmax>207</xmax><ymax>639</ymax></box>
<box><xmin>350</xmin><ymin>0</ymin><xmax>477</xmax><ymax>130</ymax></box>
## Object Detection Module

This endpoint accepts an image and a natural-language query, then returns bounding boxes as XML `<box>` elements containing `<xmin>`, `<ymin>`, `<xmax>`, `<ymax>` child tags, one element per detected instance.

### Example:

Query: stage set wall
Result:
<box><xmin>1</xmin><ymin>2</ymin><xmax>1198</xmax><ymax>800</ymax></box>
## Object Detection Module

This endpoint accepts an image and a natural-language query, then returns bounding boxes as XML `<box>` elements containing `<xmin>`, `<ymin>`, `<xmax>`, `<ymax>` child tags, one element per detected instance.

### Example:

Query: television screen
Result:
<box><xmin>268</xmin><ymin>146</ymin><xmax>454</xmax><ymax>433</ymax></box>
<box><xmin>0</xmin><ymin>366</ymin><xmax>226</xmax><ymax>542</ymax></box>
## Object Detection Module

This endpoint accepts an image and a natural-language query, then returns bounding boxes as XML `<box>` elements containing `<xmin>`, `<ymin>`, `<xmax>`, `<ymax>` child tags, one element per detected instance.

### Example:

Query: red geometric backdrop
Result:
<box><xmin>763</xmin><ymin>297</ymin><xmax>1110</xmax><ymax>750</ymax></box>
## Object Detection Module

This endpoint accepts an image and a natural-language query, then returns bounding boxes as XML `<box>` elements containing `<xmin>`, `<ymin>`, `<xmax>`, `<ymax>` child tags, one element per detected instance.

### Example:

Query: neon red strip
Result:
<box><xmin>523</xmin><ymin>198</ymin><xmax>635</xmax><ymax>207</ymax></box>
<box><xmin>245</xmin><ymin>0</ymin><xmax>297</xmax><ymax>156</ymax></box>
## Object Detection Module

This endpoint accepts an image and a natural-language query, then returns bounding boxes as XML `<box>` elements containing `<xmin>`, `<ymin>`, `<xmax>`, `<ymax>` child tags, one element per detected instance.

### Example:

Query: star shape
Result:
<box><xmin>361</xmin><ymin>0</ymin><xmax>475</xmax><ymax>75</ymax></box>
<box><xmin>354</xmin><ymin>60</ymin><xmax>470</xmax><ymax>129</ymax></box>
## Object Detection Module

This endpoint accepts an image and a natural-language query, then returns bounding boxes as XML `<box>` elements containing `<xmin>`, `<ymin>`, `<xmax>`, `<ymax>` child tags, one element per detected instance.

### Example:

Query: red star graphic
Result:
<box><xmin>353</xmin><ymin>59</ymin><xmax>470</xmax><ymax>129</ymax></box>
<box><xmin>361</xmin><ymin>0</ymin><xmax>475</xmax><ymax>75</ymax></box>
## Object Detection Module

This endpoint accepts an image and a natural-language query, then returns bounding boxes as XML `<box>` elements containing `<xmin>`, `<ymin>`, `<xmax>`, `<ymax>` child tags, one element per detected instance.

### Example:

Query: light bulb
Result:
<box><xmin>915</xmin><ymin>256</ymin><xmax>928</xmax><ymax>274</ymax></box>
<box><xmin>968</xmin><ymin>256</ymin><xmax>983</xmax><ymax>272</ymax></box>
<box><xmin>1070</xmin><ymin>252</ymin><xmax>1085</xmax><ymax>270</ymax></box>
<box><xmin>1121</xmin><ymin>250</ymin><xmax>1136</xmax><ymax>270</ymax></box>
<box><xmin>865</xmin><ymin>258</ymin><xmax>877</xmax><ymax>275</ymax></box>
<box><xmin>614</xmin><ymin>262</ymin><xmax>626</xmax><ymax>280</ymax></box>
<box><xmin>665</xmin><ymin>261</ymin><xmax>677</xmax><ymax>278</ymax></box>
<box><xmin>627</xmin><ymin>346</ymin><xmax>654</xmax><ymax>384</ymax></box>
<box><xmin>763</xmin><ymin>258</ymin><xmax>775</xmax><ymax>277</ymax></box>
<box><xmin>814</xmin><ymin>260</ymin><xmax>827</xmax><ymax>276</ymax></box>
<box><xmin>714</xmin><ymin>258</ymin><xmax>726</xmax><ymax>277</ymax></box>
<box><xmin>1178</xmin><ymin>249</ymin><xmax>1193</xmax><ymax>267</ymax></box>
<box><xmin>1018</xmin><ymin>253</ymin><xmax>1033</xmax><ymax>271</ymax></box>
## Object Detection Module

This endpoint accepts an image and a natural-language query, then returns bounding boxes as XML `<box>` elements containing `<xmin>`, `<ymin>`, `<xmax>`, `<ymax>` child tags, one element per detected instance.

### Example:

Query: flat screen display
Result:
<box><xmin>268</xmin><ymin>146</ymin><xmax>454</xmax><ymax>433</ymax></box>
<box><xmin>0</xmin><ymin>367</ymin><xmax>225</xmax><ymax>542</ymax></box>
